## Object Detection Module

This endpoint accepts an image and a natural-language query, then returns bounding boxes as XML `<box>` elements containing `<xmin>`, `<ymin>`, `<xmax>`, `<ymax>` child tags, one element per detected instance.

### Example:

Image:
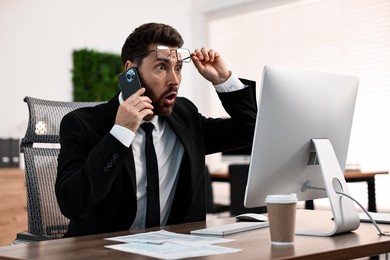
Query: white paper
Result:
<box><xmin>105</xmin><ymin>230</ymin><xmax>233</xmax><ymax>246</ymax></box>
<box><xmin>105</xmin><ymin>243</ymin><xmax>241</xmax><ymax>260</ymax></box>
<box><xmin>104</xmin><ymin>230</ymin><xmax>241</xmax><ymax>259</ymax></box>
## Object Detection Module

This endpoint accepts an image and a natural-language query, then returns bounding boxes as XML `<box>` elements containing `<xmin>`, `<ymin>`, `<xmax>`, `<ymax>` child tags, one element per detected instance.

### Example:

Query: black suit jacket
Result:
<box><xmin>55</xmin><ymin>80</ymin><xmax>257</xmax><ymax>237</ymax></box>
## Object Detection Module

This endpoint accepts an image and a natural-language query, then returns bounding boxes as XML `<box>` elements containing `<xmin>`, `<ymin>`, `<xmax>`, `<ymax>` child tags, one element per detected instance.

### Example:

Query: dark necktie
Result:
<box><xmin>141</xmin><ymin>123</ymin><xmax>160</xmax><ymax>228</ymax></box>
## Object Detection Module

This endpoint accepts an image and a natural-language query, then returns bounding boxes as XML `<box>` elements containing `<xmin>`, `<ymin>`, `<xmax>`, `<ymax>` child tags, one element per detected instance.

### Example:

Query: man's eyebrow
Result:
<box><xmin>154</xmin><ymin>58</ymin><xmax>182</xmax><ymax>66</ymax></box>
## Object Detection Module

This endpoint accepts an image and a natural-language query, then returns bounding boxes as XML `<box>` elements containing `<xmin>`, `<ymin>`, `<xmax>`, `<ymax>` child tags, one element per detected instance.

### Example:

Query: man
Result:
<box><xmin>55</xmin><ymin>22</ymin><xmax>257</xmax><ymax>237</ymax></box>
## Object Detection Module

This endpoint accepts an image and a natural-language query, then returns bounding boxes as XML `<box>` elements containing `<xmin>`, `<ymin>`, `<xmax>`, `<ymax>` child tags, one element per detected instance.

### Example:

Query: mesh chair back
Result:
<box><xmin>23</xmin><ymin>147</ymin><xmax>68</xmax><ymax>237</ymax></box>
<box><xmin>21</xmin><ymin>96</ymin><xmax>104</xmax><ymax>238</ymax></box>
<box><xmin>21</xmin><ymin>96</ymin><xmax>103</xmax><ymax>146</ymax></box>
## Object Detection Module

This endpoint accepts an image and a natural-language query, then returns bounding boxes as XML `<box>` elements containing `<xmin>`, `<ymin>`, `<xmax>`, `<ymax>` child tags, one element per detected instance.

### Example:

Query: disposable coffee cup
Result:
<box><xmin>265</xmin><ymin>194</ymin><xmax>298</xmax><ymax>246</ymax></box>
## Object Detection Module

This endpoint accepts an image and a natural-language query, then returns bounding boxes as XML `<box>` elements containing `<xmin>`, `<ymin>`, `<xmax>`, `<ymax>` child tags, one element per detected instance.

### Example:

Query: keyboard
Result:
<box><xmin>359</xmin><ymin>212</ymin><xmax>390</xmax><ymax>224</ymax></box>
<box><xmin>190</xmin><ymin>221</ymin><xmax>269</xmax><ymax>236</ymax></box>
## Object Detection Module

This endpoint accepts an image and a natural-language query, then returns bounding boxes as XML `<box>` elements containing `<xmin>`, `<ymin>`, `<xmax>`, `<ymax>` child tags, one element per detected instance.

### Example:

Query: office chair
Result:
<box><xmin>206</xmin><ymin>166</ymin><xmax>230</xmax><ymax>215</ymax></box>
<box><xmin>229</xmin><ymin>164</ymin><xmax>267</xmax><ymax>216</ymax></box>
<box><xmin>229</xmin><ymin>164</ymin><xmax>315</xmax><ymax>214</ymax></box>
<box><xmin>16</xmin><ymin>96</ymin><xmax>104</xmax><ymax>242</ymax></box>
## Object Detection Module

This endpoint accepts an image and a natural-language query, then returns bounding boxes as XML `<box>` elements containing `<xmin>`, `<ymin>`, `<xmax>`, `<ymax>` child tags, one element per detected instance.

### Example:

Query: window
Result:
<box><xmin>206</xmin><ymin>0</ymin><xmax>390</xmax><ymax>170</ymax></box>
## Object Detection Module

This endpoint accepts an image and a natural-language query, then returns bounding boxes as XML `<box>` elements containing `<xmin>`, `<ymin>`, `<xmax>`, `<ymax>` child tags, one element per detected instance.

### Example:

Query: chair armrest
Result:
<box><xmin>14</xmin><ymin>232</ymin><xmax>58</xmax><ymax>243</ymax></box>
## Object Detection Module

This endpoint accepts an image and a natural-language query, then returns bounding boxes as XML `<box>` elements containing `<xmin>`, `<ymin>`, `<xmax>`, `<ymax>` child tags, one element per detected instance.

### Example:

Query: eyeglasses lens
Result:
<box><xmin>156</xmin><ymin>46</ymin><xmax>191</xmax><ymax>63</ymax></box>
<box><xmin>176</xmin><ymin>49</ymin><xmax>191</xmax><ymax>63</ymax></box>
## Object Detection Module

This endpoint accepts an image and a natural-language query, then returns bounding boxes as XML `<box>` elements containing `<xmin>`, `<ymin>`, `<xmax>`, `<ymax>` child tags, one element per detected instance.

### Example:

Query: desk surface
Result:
<box><xmin>211</xmin><ymin>169</ymin><xmax>388</xmax><ymax>181</ymax></box>
<box><xmin>0</xmin><ymin>210</ymin><xmax>389</xmax><ymax>260</ymax></box>
<box><xmin>344</xmin><ymin>169</ymin><xmax>388</xmax><ymax>179</ymax></box>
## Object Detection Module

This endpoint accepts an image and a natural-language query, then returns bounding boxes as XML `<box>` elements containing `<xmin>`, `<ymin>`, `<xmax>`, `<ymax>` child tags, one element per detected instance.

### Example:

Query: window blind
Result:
<box><xmin>207</xmin><ymin>0</ymin><xmax>390</xmax><ymax>170</ymax></box>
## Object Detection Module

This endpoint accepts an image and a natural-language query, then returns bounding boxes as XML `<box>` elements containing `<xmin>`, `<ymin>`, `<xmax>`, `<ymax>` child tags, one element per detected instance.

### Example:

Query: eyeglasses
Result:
<box><xmin>134</xmin><ymin>45</ymin><xmax>191</xmax><ymax>63</ymax></box>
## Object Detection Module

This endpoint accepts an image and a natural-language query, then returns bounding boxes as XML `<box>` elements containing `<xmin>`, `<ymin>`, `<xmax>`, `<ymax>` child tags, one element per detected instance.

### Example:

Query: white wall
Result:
<box><xmin>0</xmin><ymin>0</ymin><xmax>210</xmax><ymax>138</ymax></box>
<box><xmin>0</xmin><ymin>0</ymin><xmax>265</xmax><ymax>139</ymax></box>
<box><xmin>2</xmin><ymin>0</ymin><xmax>389</xmax><ymax>213</ymax></box>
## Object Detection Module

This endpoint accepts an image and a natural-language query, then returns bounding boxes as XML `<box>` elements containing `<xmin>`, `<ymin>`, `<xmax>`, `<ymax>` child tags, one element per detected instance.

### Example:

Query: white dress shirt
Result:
<box><xmin>110</xmin><ymin>72</ymin><xmax>246</xmax><ymax>229</ymax></box>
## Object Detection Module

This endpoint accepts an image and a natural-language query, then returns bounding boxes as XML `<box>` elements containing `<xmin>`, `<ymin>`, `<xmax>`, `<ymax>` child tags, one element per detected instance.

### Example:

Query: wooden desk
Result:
<box><xmin>211</xmin><ymin>168</ymin><xmax>388</xmax><ymax>213</ymax></box>
<box><xmin>0</xmin><ymin>210</ymin><xmax>389</xmax><ymax>259</ymax></box>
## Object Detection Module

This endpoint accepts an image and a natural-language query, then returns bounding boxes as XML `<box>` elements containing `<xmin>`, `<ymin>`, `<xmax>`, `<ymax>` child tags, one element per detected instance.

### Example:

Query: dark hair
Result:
<box><xmin>121</xmin><ymin>23</ymin><xmax>184</xmax><ymax>66</ymax></box>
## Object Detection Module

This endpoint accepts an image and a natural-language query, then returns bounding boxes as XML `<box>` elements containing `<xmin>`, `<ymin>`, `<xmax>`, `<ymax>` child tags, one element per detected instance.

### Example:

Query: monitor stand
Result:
<box><xmin>297</xmin><ymin>138</ymin><xmax>360</xmax><ymax>236</ymax></box>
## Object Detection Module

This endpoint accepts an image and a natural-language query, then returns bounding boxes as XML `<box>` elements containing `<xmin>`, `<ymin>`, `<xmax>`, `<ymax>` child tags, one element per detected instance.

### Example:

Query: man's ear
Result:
<box><xmin>124</xmin><ymin>60</ymin><xmax>136</xmax><ymax>70</ymax></box>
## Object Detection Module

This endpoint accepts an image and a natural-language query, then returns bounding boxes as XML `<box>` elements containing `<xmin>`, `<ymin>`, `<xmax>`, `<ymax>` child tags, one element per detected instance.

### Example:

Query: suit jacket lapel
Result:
<box><xmin>165</xmin><ymin>111</ymin><xmax>194</xmax><ymax>160</ymax></box>
<box><xmin>165</xmin><ymin>111</ymin><xmax>195</xmax><ymax>223</ymax></box>
<box><xmin>124</xmin><ymin>147</ymin><xmax>137</xmax><ymax>192</ymax></box>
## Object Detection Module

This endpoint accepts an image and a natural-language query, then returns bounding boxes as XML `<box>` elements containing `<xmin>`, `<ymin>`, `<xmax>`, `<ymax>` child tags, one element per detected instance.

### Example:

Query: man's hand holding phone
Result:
<box><xmin>116</xmin><ymin>88</ymin><xmax>154</xmax><ymax>132</ymax></box>
<box><xmin>116</xmin><ymin>67</ymin><xmax>153</xmax><ymax>132</ymax></box>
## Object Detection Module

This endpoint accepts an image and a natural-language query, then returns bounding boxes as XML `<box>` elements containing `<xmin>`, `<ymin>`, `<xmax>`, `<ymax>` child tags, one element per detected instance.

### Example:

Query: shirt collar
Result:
<box><xmin>142</xmin><ymin>116</ymin><xmax>160</xmax><ymax>129</ymax></box>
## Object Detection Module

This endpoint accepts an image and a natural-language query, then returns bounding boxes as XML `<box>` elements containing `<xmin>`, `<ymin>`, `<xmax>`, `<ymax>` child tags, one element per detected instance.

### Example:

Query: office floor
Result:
<box><xmin>0</xmin><ymin>168</ymin><xmax>27</xmax><ymax>246</ymax></box>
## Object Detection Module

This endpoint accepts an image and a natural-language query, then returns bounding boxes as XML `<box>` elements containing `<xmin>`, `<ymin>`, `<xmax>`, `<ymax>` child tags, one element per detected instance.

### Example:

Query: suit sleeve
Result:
<box><xmin>203</xmin><ymin>78</ymin><xmax>257</xmax><ymax>154</ymax></box>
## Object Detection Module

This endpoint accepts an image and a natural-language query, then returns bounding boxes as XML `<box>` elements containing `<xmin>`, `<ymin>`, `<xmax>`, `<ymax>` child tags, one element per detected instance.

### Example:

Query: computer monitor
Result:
<box><xmin>244</xmin><ymin>66</ymin><xmax>360</xmax><ymax>236</ymax></box>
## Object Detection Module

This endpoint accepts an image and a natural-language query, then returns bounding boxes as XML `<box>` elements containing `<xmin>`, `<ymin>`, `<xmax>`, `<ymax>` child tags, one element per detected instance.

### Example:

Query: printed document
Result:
<box><xmin>105</xmin><ymin>230</ymin><xmax>241</xmax><ymax>259</ymax></box>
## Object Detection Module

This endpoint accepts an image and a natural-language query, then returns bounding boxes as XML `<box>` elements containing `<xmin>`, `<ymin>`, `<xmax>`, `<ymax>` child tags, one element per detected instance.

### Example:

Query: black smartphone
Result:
<box><xmin>118</xmin><ymin>67</ymin><xmax>142</xmax><ymax>100</ymax></box>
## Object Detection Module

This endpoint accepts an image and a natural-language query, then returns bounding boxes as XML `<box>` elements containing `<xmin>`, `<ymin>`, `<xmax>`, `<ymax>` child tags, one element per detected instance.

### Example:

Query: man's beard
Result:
<box><xmin>144</xmin><ymin>86</ymin><xmax>178</xmax><ymax>116</ymax></box>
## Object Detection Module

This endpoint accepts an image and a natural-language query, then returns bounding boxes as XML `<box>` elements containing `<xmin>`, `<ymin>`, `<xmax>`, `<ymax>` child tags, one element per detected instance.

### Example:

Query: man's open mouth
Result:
<box><xmin>164</xmin><ymin>92</ymin><xmax>177</xmax><ymax>105</ymax></box>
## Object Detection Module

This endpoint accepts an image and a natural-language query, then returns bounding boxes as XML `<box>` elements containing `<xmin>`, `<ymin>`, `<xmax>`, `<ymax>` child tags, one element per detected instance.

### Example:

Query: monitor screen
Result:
<box><xmin>244</xmin><ymin>66</ymin><xmax>360</xmax><ymax>236</ymax></box>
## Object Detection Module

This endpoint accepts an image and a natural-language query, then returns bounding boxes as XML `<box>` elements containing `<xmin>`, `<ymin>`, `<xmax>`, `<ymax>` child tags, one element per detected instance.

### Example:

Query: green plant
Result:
<box><xmin>72</xmin><ymin>49</ymin><xmax>123</xmax><ymax>101</ymax></box>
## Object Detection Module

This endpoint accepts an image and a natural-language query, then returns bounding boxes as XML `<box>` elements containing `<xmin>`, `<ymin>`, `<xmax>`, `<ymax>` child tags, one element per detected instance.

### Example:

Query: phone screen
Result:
<box><xmin>118</xmin><ymin>67</ymin><xmax>142</xmax><ymax>100</ymax></box>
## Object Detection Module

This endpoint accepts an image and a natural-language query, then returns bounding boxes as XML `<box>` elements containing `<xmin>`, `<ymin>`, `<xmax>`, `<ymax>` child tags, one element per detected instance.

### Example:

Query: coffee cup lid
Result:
<box><xmin>265</xmin><ymin>194</ymin><xmax>298</xmax><ymax>204</ymax></box>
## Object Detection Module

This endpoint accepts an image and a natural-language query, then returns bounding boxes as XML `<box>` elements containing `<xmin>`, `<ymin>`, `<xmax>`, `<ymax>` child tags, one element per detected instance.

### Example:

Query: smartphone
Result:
<box><xmin>118</xmin><ymin>67</ymin><xmax>142</xmax><ymax>100</ymax></box>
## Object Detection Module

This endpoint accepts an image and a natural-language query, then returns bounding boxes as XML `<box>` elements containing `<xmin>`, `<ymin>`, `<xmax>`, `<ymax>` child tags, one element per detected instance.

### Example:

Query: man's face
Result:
<box><xmin>137</xmin><ymin>43</ymin><xmax>183</xmax><ymax>117</ymax></box>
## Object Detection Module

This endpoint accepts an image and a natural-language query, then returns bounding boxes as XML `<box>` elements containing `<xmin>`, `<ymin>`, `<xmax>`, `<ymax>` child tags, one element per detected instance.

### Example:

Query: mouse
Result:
<box><xmin>235</xmin><ymin>213</ymin><xmax>268</xmax><ymax>222</ymax></box>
